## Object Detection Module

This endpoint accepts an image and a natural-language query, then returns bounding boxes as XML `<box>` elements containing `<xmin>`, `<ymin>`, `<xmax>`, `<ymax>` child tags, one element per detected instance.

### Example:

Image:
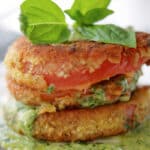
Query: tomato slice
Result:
<box><xmin>44</xmin><ymin>49</ymin><xmax>147</xmax><ymax>91</ymax></box>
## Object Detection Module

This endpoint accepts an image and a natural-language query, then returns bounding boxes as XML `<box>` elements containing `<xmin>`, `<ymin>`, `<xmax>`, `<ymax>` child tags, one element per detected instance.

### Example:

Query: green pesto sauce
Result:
<box><xmin>1</xmin><ymin>98</ymin><xmax>150</xmax><ymax>150</ymax></box>
<box><xmin>3</xmin><ymin>98</ymin><xmax>38</xmax><ymax>136</ymax></box>
<box><xmin>120</xmin><ymin>118</ymin><xmax>150</xmax><ymax>150</ymax></box>
<box><xmin>0</xmin><ymin>118</ymin><xmax>150</xmax><ymax>150</ymax></box>
<box><xmin>78</xmin><ymin>70</ymin><xmax>142</xmax><ymax>108</ymax></box>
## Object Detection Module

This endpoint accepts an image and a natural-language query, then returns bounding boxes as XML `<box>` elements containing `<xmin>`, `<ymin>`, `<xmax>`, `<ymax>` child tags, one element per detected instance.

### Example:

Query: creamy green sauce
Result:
<box><xmin>0</xmin><ymin>118</ymin><xmax>150</xmax><ymax>150</ymax></box>
<box><xmin>1</xmin><ymin>97</ymin><xmax>150</xmax><ymax>150</ymax></box>
<box><xmin>3</xmin><ymin>98</ymin><xmax>37</xmax><ymax>136</ymax></box>
<box><xmin>77</xmin><ymin>70</ymin><xmax>142</xmax><ymax>108</ymax></box>
<box><xmin>121</xmin><ymin>118</ymin><xmax>150</xmax><ymax>150</ymax></box>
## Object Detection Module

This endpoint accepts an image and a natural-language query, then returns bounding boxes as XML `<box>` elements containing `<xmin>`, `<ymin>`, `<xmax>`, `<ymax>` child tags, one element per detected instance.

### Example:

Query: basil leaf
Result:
<box><xmin>67</xmin><ymin>0</ymin><xmax>111</xmax><ymax>14</ymax></box>
<box><xmin>73</xmin><ymin>24</ymin><xmax>136</xmax><ymax>48</ymax></box>
<box><xmin>66</xmin><ymin>8</ymin><xmax>113</xmax><ymax>25</ymax></box>
<box><xmin>65</xmin><ymin>0</ymin><xmax>113</xmax><ymax>25</ymax></box>
<box><xmin>83</xmin><ymin>8</ymin><xmax>113</xmax><ymax>25</ymax></box>
<box><xmin>20</xmin><ymin>0</ymin><xmax>70</xmax><ymax>44</ymax></box>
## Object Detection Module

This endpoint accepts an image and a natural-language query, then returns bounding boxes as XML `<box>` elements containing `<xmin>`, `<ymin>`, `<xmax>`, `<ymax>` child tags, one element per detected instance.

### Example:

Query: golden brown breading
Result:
<box><xmin>33</xmin><ymin>87</ymin><xmax>150</xmax><ymax>142</ymax></box>
<box><xmin>4</xmin><ymin>33</ymin><xmax>150</xmax><ymax>91</ymax></box>
<box><xmin>7</xmin><ymin>72</ymin><xmax>138</xmax><ymax>109</ymax></box>
<box><xmin>4</xmin><ymin>37</ymin><xmax>123</xmax><ymax>77</ymax></box>
<box><xmin>6</xmin><ymin>75</ymin><xmax>78</xmax><ymax>108</ymax></box>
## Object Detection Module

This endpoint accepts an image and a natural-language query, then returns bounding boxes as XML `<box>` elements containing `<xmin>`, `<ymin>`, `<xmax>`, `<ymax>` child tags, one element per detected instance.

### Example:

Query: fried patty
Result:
<box><xmin>4</xmin><ymin>33</ymin><xmax>150</xmax><ymax>91</ymax></box>
<box><xmin>4</xmin><ymin>87</ymin><xmax>150</xmax><ymax>142</ymax></box>
<box><xmin>6</xmin><ymin>71</ymin><xmax>140</xmax><ymax>109</ymax></box>
<box><xmin>5</xmin><ymin>32</ymin><xmax>150</xmax><ymax>109</ymax></box>
<box><xmin>33</xmin><ymin>87</ymin><xmax>150</xmax><ymax>142</ymax></box>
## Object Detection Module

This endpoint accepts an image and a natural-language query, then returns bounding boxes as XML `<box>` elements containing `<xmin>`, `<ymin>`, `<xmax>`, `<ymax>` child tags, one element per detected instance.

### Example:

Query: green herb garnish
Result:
<box><xmin>73</xmin><ymin>24</ymin><xmax>136</xmax><ymax>48</ymax></box>
<box><xmin>65</xmin><ymin>0</ymin><xmax>113</xmax><ymax>25</ymax></box>
<box><xmin>47</xmin><ymin>84</ymin><xmax>55</xmax><ymax>94</ymax></box>
<box><xmin>20</xmin><ymin>0</ymin><xmax>136</xmax><ymax>48</ymax></box>
<box><xmin>20</xmin><ymin>0</ymin><xmax>70</xmax><ymax>44</ymax></box>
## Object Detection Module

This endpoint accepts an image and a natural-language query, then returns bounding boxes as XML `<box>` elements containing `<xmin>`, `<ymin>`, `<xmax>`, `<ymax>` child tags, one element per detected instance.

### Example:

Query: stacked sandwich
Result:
<box><xmin>1</xmin><ymin>0</ymin><xmax>150</xmax><ymax>149</ymax></box>
<box><xmin>3</xmin><ymin>32</ymin><xmax>150</xmax><ymax>143</ymax></box>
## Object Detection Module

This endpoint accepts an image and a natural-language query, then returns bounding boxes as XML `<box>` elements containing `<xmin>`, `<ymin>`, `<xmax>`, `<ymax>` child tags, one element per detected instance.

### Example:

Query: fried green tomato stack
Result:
<box><xmin>3</xmin><ymin>32</ymin><xmax>150</xmax><ymax>142</ymax></box>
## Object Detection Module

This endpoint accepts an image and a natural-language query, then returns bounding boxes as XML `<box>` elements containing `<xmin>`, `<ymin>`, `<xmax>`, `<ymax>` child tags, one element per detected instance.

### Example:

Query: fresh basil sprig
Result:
<box><xmin>65</xmin><ymin>0</ymin><xmax>113</xmax><ymax>25</ymax></box>
<box><xmin>20</xmin><ymin>0</ymin><xmax>136</xmax><ymax>48</ymax></box>
<box><xmin>20</xmin><ymin>0</ymin><xmax>70</xmax><ymax>44</ymax></box>
<box><xmin>72</xmin><ymin>24</ymin><xmax>136</xmax><ymax>48</ymax></box>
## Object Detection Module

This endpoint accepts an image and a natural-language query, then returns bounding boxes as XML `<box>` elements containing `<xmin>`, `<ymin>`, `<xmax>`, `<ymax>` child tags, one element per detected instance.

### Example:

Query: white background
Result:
<box><xmin>0</xmin><ymin>0</ymin><xmax>150</xmax><ymax>33</ymax></box>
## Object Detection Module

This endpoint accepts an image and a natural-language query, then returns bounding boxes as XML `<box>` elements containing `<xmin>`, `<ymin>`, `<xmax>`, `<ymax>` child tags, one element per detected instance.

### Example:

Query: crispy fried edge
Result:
<box><xmin>4</xmin><ymin>33</ymin><xmax>150</xmax><ymax>91</ymax></box>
